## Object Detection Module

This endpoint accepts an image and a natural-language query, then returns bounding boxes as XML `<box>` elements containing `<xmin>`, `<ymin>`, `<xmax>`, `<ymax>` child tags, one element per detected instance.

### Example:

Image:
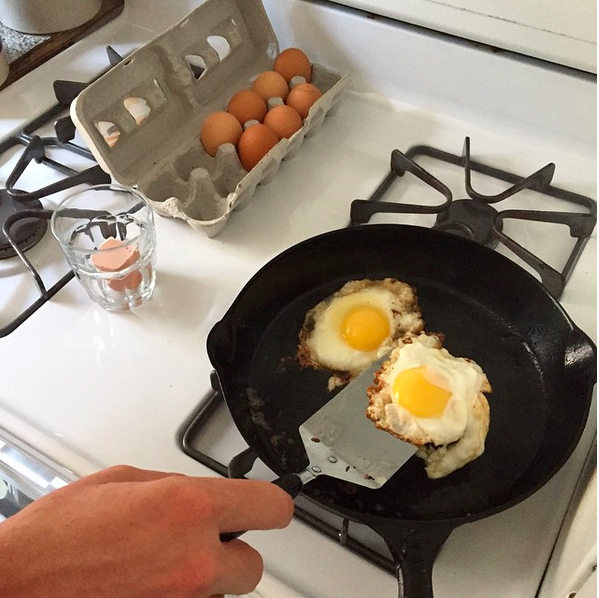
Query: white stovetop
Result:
<box><xmin>0</xmin><ymin>1</ymin><xmax>596</xmax><ymax>597</ymax></box>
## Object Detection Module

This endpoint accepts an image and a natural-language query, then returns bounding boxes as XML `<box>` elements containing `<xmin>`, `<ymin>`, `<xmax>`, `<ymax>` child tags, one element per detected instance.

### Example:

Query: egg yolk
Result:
<box><xmin>341</xmin><ymin>305</ymin><xmax>390</xmax><ymax>352</ymax></box>
<box><xmin>392</xmin><ymin>366</ymin><xmax>451</xmax><ymax>418</ymax></box>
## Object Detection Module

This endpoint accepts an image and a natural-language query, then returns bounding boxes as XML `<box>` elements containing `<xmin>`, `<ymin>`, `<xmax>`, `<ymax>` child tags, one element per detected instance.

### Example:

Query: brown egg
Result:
<box><xmin>237</xmin><ymin>124</ymin><xmax>279</xmax><ymax>171</ymax></box>
<box><xmin>227</xmin><ymin>89</ymin><xmax>268</xmax><ymax>125</ymax></box>
<box><xmin>252</xmin><ymin>71</ymin><xmax>289</xmax><ymax>101</ymax></box>
<box><xmin>273</xmin><ymin>48</ymin><xmax>312</xmax><ymax>83</ymax></box>
<box><xmin>200</xmin><ymin>111</ymin><xmax>243</xmax><ymax>157</ymax></box>
<box><xmin>286</xmin><ymin>83</ymin><xmax>323</xmax><ymax>119</ymax></box>
<box><xmin>264</xmin><ymin>104</ymin><xmax>303</xmax><ymax>139</ymax></box>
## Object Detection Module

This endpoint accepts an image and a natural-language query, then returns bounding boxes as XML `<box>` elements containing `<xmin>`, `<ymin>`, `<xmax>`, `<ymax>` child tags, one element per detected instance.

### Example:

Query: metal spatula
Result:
<box><xmin>293</xmin><ymin>354</ymin><xmax>418</xmax><ymax>491</ymax></box>
<box><xmin>221</xmin><ymin>356</ymin><xmax>416</xmax><ymax>541</ymax></box>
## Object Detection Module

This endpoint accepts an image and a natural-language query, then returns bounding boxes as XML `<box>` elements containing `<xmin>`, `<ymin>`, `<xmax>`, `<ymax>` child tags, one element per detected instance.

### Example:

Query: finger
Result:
<box><xmin>74</xmin><ymin>465</ymin><xmax>183</xmax><ymax>486</ymax></box>
<box><xmin>193</xmin><ymin>478</ymin><xmax>294</xmax><ymax>533</ymax></box>
<box><xmin>212</xmin><ymin>539</ymin><xmax>264</xmax><ymax>596</ymax></box>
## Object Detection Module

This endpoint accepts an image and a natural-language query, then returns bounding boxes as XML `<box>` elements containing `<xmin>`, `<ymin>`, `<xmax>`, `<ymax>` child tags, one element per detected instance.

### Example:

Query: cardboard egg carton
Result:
<box><xmin>71</xmin><ymin>0</ymin><xmax>350</xmax><ymax>237</ymax></box>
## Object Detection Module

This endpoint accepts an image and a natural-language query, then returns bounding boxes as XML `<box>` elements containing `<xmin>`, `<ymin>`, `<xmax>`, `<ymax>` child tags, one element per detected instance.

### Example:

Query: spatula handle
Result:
<box><xmin>271</xmin><ymin>472</ymin><xmax>304</xmax><ymax>498</ymax></box>
<box><xmin>219</xmin><ymin>474</ymin><xmax>304</xmax><ymax>542</ymax></box>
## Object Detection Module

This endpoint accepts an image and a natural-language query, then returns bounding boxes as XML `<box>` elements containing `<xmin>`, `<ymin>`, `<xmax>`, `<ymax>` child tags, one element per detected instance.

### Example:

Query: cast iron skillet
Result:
<box><xmin>207</xmin><ymin>224</ymin><xmax>596</xmax><ymax>597</ymax></box>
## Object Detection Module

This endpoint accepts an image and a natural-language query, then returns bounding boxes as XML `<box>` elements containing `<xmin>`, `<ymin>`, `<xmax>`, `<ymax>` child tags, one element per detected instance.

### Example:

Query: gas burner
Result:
<box><xmin>0</xmin><ymin>46</ymin><xmax>126</xmax><ymax>337</ymax></box>
<box><xmin>350</xmin><ymin>137</ymin><xmax>597</xmax><ymax>298</ymax></box>
<box><xmin>0</xmin><ymin>112</ymin><xmax>110</xmax><ymax>337</ymax></box>
<box><xmin>0</xmin><ymin>190</ymin><xmax>47</xmax><ymax>259</ymax></box>
<box><xmin>1</xmin><ymin>125</ymin><xmax>108</xmax><ymax>260</ymax></box>
<box><xmin>435</xmin><ymin>199</ymin><xmax>502</xmax><ymax>246</ymax></box>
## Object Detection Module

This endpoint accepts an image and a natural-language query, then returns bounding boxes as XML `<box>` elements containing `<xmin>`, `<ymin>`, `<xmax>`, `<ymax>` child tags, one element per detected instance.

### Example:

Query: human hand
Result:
<box><xmin>0</xmin><ymin>465</ymin><xmax>294</xmax><ymax>598</ymax></box>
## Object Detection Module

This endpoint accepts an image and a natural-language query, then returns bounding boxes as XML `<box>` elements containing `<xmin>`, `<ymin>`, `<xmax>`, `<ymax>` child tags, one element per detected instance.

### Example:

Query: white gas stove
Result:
<box><xmin>0</xmin><ymin>1</ymin><xmax>596</xmax><ymax>597</ymax></box>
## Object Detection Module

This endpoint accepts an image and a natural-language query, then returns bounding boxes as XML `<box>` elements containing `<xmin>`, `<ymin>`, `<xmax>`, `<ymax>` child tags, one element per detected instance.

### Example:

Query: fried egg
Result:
<box><xmin>297</xmin><ymin>279</ymin><xmax>424</xmax><ymax>386</ymax></box>
<box><xmin>367</xmin><ymin>332</ymin><xmax>491</xmax><ymax>478</ymax></box>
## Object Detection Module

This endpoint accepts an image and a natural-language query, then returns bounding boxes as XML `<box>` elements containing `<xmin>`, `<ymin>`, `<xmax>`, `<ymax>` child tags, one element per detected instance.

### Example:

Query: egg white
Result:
<box><xmin>367</xmin><ymin>332</ymin><xmax>491</xmax><ymax>478</ymax></box>
<box><xmin>297</xmin><ymin>279</ymin><xmax>423</xmax><ymax>377</ymax></box>
<box><xmin>416</xmin><ymin>391</ymin><xmax>490</xmax><ymax>478</ymax></box>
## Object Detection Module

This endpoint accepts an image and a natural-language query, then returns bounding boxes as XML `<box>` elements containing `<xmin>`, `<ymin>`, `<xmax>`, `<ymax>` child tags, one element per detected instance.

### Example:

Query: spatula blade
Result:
<box><xmin>299</xmin><ymin>356</ymin><xmax>417</xmax><ymax>489</ymax></box>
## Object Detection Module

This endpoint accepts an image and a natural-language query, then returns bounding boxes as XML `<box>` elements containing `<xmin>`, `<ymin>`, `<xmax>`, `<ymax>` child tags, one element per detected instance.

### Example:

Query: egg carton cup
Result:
<box><xmin>71</xmin><ymin>0</ymin><xmax>350</xmax><ymax>238</ymax></box>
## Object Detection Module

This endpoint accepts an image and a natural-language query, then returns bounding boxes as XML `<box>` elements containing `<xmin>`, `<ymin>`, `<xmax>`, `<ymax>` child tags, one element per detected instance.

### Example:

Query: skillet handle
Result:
<box><xmin>369</xmin><ymin>521</ymin><xmax>454</xmax><ymax>598</ymax></box>
<box><xmin>219</xmin><ymin>474</ymin><xmax>304</xmax><ymax>542</ymax></box>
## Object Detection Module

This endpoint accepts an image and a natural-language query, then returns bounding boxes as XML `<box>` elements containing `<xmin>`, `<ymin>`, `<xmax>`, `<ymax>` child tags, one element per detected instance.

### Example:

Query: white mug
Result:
<box><xmin>0</xmin><ymin>0</ymin><xmax>102</xmax><ymax>34</ymax></box>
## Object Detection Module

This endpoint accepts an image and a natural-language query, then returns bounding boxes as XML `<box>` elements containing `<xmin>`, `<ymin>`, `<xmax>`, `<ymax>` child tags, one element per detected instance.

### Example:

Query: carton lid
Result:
<box><xmin>71</xmin><ymin>0</ymin><xmax>279</xmax><ymax>188</ymax></box>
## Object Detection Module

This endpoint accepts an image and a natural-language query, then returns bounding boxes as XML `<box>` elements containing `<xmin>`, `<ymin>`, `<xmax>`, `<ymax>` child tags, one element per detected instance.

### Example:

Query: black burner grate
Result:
<box><xmin>0</xmin><ymin>111</ymin><xmax>112</xmax><ymax>337</ymax></box>
<box><xmin>0</xmin><ymin>49</ymin><xmax>122</xmax><ymax>337</ymax></box>
<box><xmin>0</xmin><ymin>189</ymin><xmax>47</xmax><ymax>259</ymax></box>
<box><xmin>349</xmin><ymin>137</ymin><xmax>596</xmax><ymax>299</ymax></box>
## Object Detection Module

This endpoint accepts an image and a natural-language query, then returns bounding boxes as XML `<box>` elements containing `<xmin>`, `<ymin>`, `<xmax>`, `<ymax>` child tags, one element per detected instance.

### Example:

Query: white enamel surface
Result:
<box><xmin>328</xmin><ymin>0</ymin><xmax>597</xmax><ymax>73</ymax></box>
<box><xmin>537</xmin><ymin>444</ymin><xmax>597</xmax><ymax>598</ymax></box>
<box><xmin>0</xmin><ymin>1</ymin><xmax>596</xmax><ymax>597</ymax></box>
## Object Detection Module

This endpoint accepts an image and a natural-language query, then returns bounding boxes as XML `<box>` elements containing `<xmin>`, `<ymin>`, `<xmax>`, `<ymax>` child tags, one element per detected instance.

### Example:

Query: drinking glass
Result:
<box><xmin>51</xmin><ymin>184</ymin><xmax>157</xmax><ymax>311</ymax></box>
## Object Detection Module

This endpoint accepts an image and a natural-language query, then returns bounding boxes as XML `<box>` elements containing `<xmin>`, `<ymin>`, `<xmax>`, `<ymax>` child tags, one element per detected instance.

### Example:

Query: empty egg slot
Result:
<box><xmin>123</xmin><ymin>96</ymin><xmax>152</xmax><ymax>125</ymax></box>
<box><xmin>224</xmin><ymin>17</ymin><xmax>242</xmax><ymax>46</ymax></box>
<box><xmin>174</xmin><ymin>142</ymin><xmax>209</xmax><ymax>182</ymax></box>
<box><xmin>121</xmin><ymin>77</ymin><xmax>168</xmax><ymax>131</ymax></box>
<box><xmin>207</xmin><ymin>35</ymin><xmax>231</xmax><ymax>61</ymax></box>
<box><xmin>185</xmin><ymin>54</ymin><xmax>208</xmax><ymax>80</ymax></box>
<box><xmin>209</xmin><ymin>144</ymin><xmax>247</xmax><ymax>196</ymax></box>
<box><xmin>142</xmin><ymin>172</ymin><xmax>188</xmax><ymax>204</ymax></box>
<box><xmin>95</xmin><ymin>120</ymin><xmax>121</xmax><ymax>148</ymax></box>
<box><xmin>174</xmin><ymin>141</ymin><xmax>245</xmax><ymax>199</ymax></box>
<box><xmin>182</xmin><ymin>169</ymin><xmax>230</xmax><ymax>221</ymax></box>
<box><xmin>182</xmin><ymin>21</ymin><xmax>238</xmax><ymax>85</ymax></box>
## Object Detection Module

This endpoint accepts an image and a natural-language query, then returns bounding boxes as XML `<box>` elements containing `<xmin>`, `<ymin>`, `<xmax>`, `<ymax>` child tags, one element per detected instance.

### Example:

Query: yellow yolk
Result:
<box><xmin>341</xmin><ymin>305</ymin><xmax>390</xmax><ymax>352</ymax></box>
<box><xmin>392</xmin><ymin>366</ymin><xmax>451</xmax><ymax>418</ymax></box>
